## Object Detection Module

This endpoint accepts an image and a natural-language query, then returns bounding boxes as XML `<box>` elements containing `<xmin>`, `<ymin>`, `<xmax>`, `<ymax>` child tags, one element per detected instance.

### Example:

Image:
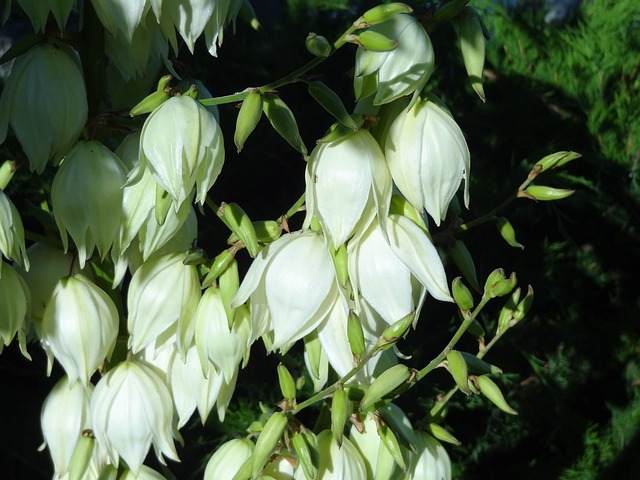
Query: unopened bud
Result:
<box><xmin>68</xmin><ymin>433</ymin><xmax>95</xmax><ymax>480</ymax></box>
<box><xmin>446</xmin><ymin>350</ymin><xmax>471</xmax><ymax>395</ymax></box>
<box><xmin>448</xmin><ymin>240</ymin><xmax>481</xmax><ymax>292</ymax></box>
<box><xmin>475</xmin><ymin>375</ymin><xmax>518</xmax><ymax>415</ymax></box>
<box><xmin>347</xmin><ymin>310</ymin><xmax>366</xmax><ymax>357</ymax></box>
<box><xmin>331</xmin><ymin>389</ymin><xmax>350</xmax><ymax>445</ymax></box>
<box><xmin>460</xmin><ymin>352</ymin><xmax>502</xmax><ymax>375</ymax></box>
<box><xmin>202</xmin><ymin>250</ymin><xmax>235</xmax><ymax>288</ymax></box>
<box><xmin>484</xmin><ymin>268</ymin><xmax>517</xmax><ymax>298</ymax></box>
<box><xmin>219</xmin><ymin>202</ymin><xmax>260</xmax><ymax>257</ymax></box>
<box><xmin>234</xmin><ymin>91</ymin><xmax>263</xmax><ymax>152</ymax></box>
<box><xmin>360</xmin><ymin>364</ymin><xmax>410</xmax><ymax>411</ymax></box>
<box><xmin>330</xmin><ymin>243</ymin><xmax>349</xmax><ymax>288</ymax></box>
<box><xmin>291</xmin><ymin>429</ymin><xmax>317</xmax><ymax>480</ymax></box>
<box><xmin>459</xmin><ymin>7</ymin><xmax>486</xmax><ymax>102</ymax></box>
<box><xmin>359</xmin><ymin>3</ymin><xmax>413</xmax><ymax>26</ymax></box>
<box><xmin>514</xmin><ymin>285</ymin><xmax>534</xmax><ymax>321</ymax></box>
<box><xmin>278</xmin><ymin>363</ymin><xmax>297</xmax><ymax>400</ymax></box>
<box><xmin>349</xmin><ymin>30</ymin><xmax>398</xmax><ymax>52</ymax></box>
<box><xmin>496</xmin><ymin>217</ymin><xmax>523</xmax><ymax>249</ymax></box>
<box><xmin>521</xmin><ymin>185</ymin><xmax>575</xmax><ymax>201</ymax></box>
<box><xmin>378</xmin><ymin>421</ymin><xmax>407</xmax><ymax>470</ymax></box>
<box><xmin>306</xmin><ymin>33</ymin><xmax>332</xmax><ymax>58</ymax></box>
<box><xmin>452</xmin><ymin>277</ymin><xmax>474</xmax><ymax>311</ymax></box>
<box><xmin>379</xmin><ymin>311</ymin><xmax>415</xmax><ymax>346</ymax></box>
<box><xmin>535</xmin><ymin>151</ymin><xmax>581</xmax><ymax>173</ymax></box>
<box><xmin>263</xmin><ymin>94</ymin><xmax>308</xmax><ymax>155</ymax></box>
<box><xmin>252</xmin><ymin>412</ymin><xmax>288</xmax><ymax>477</ymax></box>
<box><xmin>156</xmin><ymin>74</ymin><xmax>173</xmax><ymax>92</ymax></box>
<box><xmin>427</xmin><ymin>423</ymin><xmax>461</xmax><ymax>445</ymax></box>
<box><xmin>308</xmin><ymin>81</ymin><xmax>358</xmax><ymax>129</ymax></box>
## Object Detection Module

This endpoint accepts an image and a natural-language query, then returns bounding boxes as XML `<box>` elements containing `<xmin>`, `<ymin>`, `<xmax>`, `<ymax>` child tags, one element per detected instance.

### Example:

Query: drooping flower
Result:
<box><xmin>204</xmin><ymin>438</ymin><xmax>254</xmax><ymax>480</ymax></box>
<box><xmin>40</xmin><ymin>274</ymin><xmax>119</xmax><ymax>385</ymax></box>
<box><xmin>0</xmin><ymin>189</ymin><xmax>29</xmax><ymax>273</ymax></box>
<box><xmin>90</xmin><ymin>360</ymin><xmax>179</xmax><ymax>475</ymax></box>
<box><xmin>14</xmin><ymin>0</ymin><xmax>75</xmax><ymax>32</ymax></box>
<box><xmin>404</xmin><ymin>432</ymin><xmax>452</xmax><ymax>480</ymax></box>
<box><xmin>354</xmin><ymin>14</ymin><xmax>435</xmax><ymax>106</ymax></box>
<box><xmin>231</xmin><ymin>230</ymin><xmax>336</xmax><ymax>351</ymax></box>
<box><xmin>134</xmin><ymin>95</ymin><xmax>224</xmax><ymax>210</ymax></box>
<box><xmin>304</xmin><ymin>129</ymin><xmax>392</xmax><ymax>249</ymax></box>
<box><xmin>40</xmin><ymin>376</ymin><xmax>93</xmax><ymax>478</ymax></box>
<box><xmin>384</xmin><ymin>96</ymin><xmax>470</xmax><ymax>226</ymax></box>
<box><xmin>51</xmin><ymin>141</ymin><xmax>127</xmax><ymax>268</ymax></box>
<box><xmin>293</xmin><ymin>430</ymin><xmax>366</xmax><ymax>480</ymax></box>
<box><xmin>0</xmin><ymin>261</ymin><xmax>30</xmax><ymax>354</ymax></box>
<box><xmin>0</xmin><ymin>41</ymin><xmax>88</xmax><ymax>173</ymax></box>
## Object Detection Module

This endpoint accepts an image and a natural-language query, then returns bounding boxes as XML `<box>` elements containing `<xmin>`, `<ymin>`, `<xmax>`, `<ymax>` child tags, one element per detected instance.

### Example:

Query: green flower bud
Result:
<box><xmin>347</xmin><ymin>310</ymin><xmax>366</xmax><ymax>357</ymax></box>
<box><xmin>497</xmin><ymin>287</ymin><xmax>520</xmax><ymax>334</ymax></box>
<box><xmin>0</xmin><ymin>160</ymin><xmax>16</xmax><ymax>190</ymax></box>
<box><xmin>219</xmin><ymin>202</ymin><xmax>260</xmax><ymax>258</ymax></box>
<box><xmin>130</xmin><ymin>90</ymin><xmax>171</xmax><ymax>117</ymax></box>
<box><xmin>156</xmin><ymin>74</ymin><xmax>173</xmax><ymax>92</ymax></box>
<box><xmin>446</xmin><ymin>350</ymin><xmax>471</xmax><ymax>395</ymax></box>
<box><xmin>483</xmin><ymin>268</ymin><xmax>517</xmax><ymax>298</ymax></box>
<box><xmin>460</xmin><ymin>351</ymin><xmax>502</xmax><ymax>375</ymax></box>
<box><xmin>202</xmin><ymin>250</ymin><xmax>235</xmax><ymax>288</ymax></box>
<box><xmin>219</xmin><ymin>258</ymin><xmax>240</xmax><ymax>327</ymax></box>
<box><xmin>305</xmin><ymin>32</ymin><xmax>332</xmax><ymax>57</ymax></box>
<box><xmin>15</xmin><ymin>0</ymin><xmax>74</xmax><ymax>32</ymax></box>
<box><xmin>331</xmin><ymin>389</ymin><xmax>351</xmax><ymax>445</ymax></box>
<box><xmin>496</xmin><ymin>217</ymin><xmax>524</xmax><ymax>249</ymax></box>
<box><xmin>389</xmin><ymin>194</ymin><xmax>428</xmax><ymax>232</ymax></box>
<box><xmin>350</xmin><ymin>30</ymin><xmax>398</xmax><ymax>52</ymax></box>
<box><xmin>360</xmin><ymin>3</ymin><xmax>413</xmax><ymax>26</ymax></box>
<box><xmin>475</xmin><ymin>375</ymin><xmax>518</xmax><ymax>415</ymax></box>
<box><xmin>234</xmin><ymin>91</ymin><xmax>264</xmax><ymax>152</ymax></box>
<box><xmin>452</xmin><ymin>277</ymin><xmax>474</xmax><ymax>311</ymax></box>
<box><xmin>535</xmin><ymin>151</ymin><xmax>581</xmax><ymax>173</ymax></box>
<box><xmin>262</xmin><ymin>93</ymin><xmax>307</xmax><ymax>155</ymax></box>
<box><xmin>67</xmin><ymin>433</ymin><xmax>95</xmax><ymax>480</ymax></box>
<box><xmin>448</xmin><ymin>240</ymin><xmax>481</xmax><ymax>292</ymax></box>
<box><xmin>360</xmin><ymin>364</ymin><xmax>411</xmax><ymax>411</ymax></box>
<box><xmin>522</xmin><ymin>185</ymin><xmax>575</xmax><ymax>201</ymax></box>
<box><xmin>427</xmin><ymin>423</ymin><xmax>461</xmax><ymax>446</ymax></box>
<box><xmin>466</xmin><ymin>318</ymin><xmax>486</xmax><ymax>341</ymax></box>
<box><xmin>380</xmin><ymin>311</ymin><xmax>415</xmax><ymax>346</ymax></box>
<box><xmin>330</xmin><ymin>243</ymin><xmax>349</xmax><ymax>288</ymax></box>
<box><xmin>98</xmin><ymin>465</ymin><xmax>118</xmax><ymax>480</ymax></box>
<box><xmin>514</xmin><ymin>285</ymin><xmax>534</xmax><ymax>322</ymax></box>
<box><xmin>278</xmin><ymin>363</ymin><xmax>297</xmax><ymax>400</ymax></box>
<box><xmin>252</xmin><ymin>412</ymin><xmax>288</xmax><ymax>477</ymax></box>
<box><xmin>291</xmin><ymin>428</ymin><xmax>318</xmax><ymax>480</ymax></box>
<box><xmin>308</xmin><ymin>81</ymin><xmax>359</xmax><ymax>129</ymax></box>
<box><xmin>378</xmin><ymin>421</ymin><xmax>407</xmax><ymax>471</ymax></box>
<box><xmin>459</xmin><ymin>7</ymin><xmax>486</xmax><ymax>102</ymax></box>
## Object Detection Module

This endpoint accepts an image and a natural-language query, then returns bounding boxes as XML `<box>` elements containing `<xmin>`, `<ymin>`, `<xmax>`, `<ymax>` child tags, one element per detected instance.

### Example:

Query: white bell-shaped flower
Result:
<box><xmin>0</xmin><ymin>262</ymin><xmax>30</xmax><ymax>354</ymax></box>
<box><xmin>51</xmin><ymin>141</ymin><xmax>127</xmax><ymax>268</ymax></box>
<box><xmin>348</xmin><ymin>215</ymin><xmax>451</xmax><ymax>328</ymax></box>
<box><xmin>404</xmin><ymin>432</ymin><xmax>452</xmax><ymax>480</ymax></box>
<box><xmin>204</xmin><ymin>438</ymin><xmax>254</xmax><ymax>480</ymax></box>
<box><xmin>349</xmin><ymin>413</ymin><xmax>399</xmax><ymax>479</ymax></box>
<box><xmin>40</xmin><ymin>274</ymin><xmax>119</xmax><ymax>385</ymax></box>
<box><xmin>40</xmin><ymin>376</ymin><xmax>93</xmax><ymax>478</ymax></box>
<box><xmin>385</xmin><ymin>97</ymin><xmax>470</xmax><ymax>226</ymax></box>
<box><xmin>0</xmin><ymin>189</ymin><xmax>29</xmax><ymax>272</ymax></box>
<box><xmin>14</xmin><ymin>0</ymin><xmax>75</xmax><ymax>32</ymax></box>
<box><xmin>92</xmin><ymin>0</ymin><xmax>148</xmax><ymax>43</ymax></box>
<box><xmin>90</xmin><ymin>360</ymin><xmax>179</xmax><ymax>475</ymax></box>
<box><xmin>0</xmin><ymin>41</ymin><xmax>88</xmax><ymax>173</ymax></box>
<box><xmin>135</xmin><ymin>95</ymin><xmax>224</xmax><ymax>210</ymax></box>
<box><xmin>231</xmin><ymin>230</ymin><xmax>336</xmax><ymax>351</ymax></box>
<box><xmin>293</xmin><ymin>430</ymin><xmax>366</xmax><ymax>480</ymax></box>
<box><xmin>354</xmin><ymin>14</ymin><xmax>435</xmax><ymax>106</ymax></box>
<box><xmin>119</xmin><ymin>465</ymin><xmax>168</xmax><ymax>480</ymax></box>
<box><xmin>127</xmin><ymin>252</ymin><xmax>201</xmax><ymax>355</ymax></box>
<box><xmin>304</xmin><ymin>129</ymin><xmax>392</xmax><ymax>249</ymax></box>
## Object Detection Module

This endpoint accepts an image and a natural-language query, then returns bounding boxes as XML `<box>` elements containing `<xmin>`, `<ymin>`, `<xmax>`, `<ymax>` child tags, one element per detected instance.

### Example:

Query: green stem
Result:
<box><xmin>199</xmin><ymin>24</ymin><xmax>359</xmax><ymax>107</ymax></box>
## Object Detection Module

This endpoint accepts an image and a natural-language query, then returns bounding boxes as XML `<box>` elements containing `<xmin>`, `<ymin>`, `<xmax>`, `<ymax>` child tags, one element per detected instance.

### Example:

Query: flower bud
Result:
<box><xmin>219</xmin><ymin>202</ymin><xmax>260</xmax><ymax>257</ymax></box>
<box><xmin>291</xmin><ymin>428</ymin><xmax>318</xmax><ymax>480</ymax></box>
<box><xmin>496</xmin><ymin>217</ymin><xmax>523</xmax><ymax>249</ymax></box>
<box><xmin>262</xmin><ymin>93</ymin><xmax>308</xmax><ymax>155</ymax></box>
<box><xmin>308</xmin><ymin>81</ymin><xmax>359</xmax><ymax>129</ymax></box>
<box><xmin>452</xmin><ymin>277</ymin><xmax>474</xmax><ymax>311</ymax></box>
<box><xmin>377</xmin><ymin>403</ymin><xmax>417</xmax><ymax>448</ymax></box>
<box><xmin>347</xmin><ymin>310</ymin><xmax>366</xmax><ymax>357</ymax></box>
<box><xmin>330</xmin><ymin>243</ymin><xmax>349</xmax><ymax>288</ymax></box>
<box><xmin>305</xmin><ymin>32</ymin><xmax>332</xmax><ymax>57</ymax></box>
<box><xmin>359</xmin><ymin>3</ymin><xmax>413</xmax><ymax>26</ymax></box>
<box><xmin>427</xmin><ymin>423</ymin><xmax>461</xmax><ymax>446</ymax></box>
<box><xmin>389</xmin><ymin>194</ymin><xmax>427</xmax><ymax>232</ymax></box>
<box><xmin>460</xmin><ymin>351</ymin><xmax>502</xmax><ymax>375</ymax></box>
<box><xmin>0</xmin><ymin>160</ymin><xmax>16</xmax><ymax>189</ymax></box>
<box><xmin>130</xmin><ymin>90</ymin><xmax>171</xmax><ymax>117</ymax></box>
<box><xmin>535</xmin><ymin>151</ymin><xmax>581</xmax><ymax>173</ymax></box>
<box><xmin>380</xmin><ymin>310</ymin><xmax>415</xmax><ymax>345</ymax></box>
<box><xmin>202</xmin><ymin>249</ymin><xmax>235</xmax><ymax>288</ymax></box>
<box><xmin>0</xmin><ymin>189</ymin><xmax>29</xmax><ymax>271</ymax></box>
<box><xmin>40</xmin><ymin>376</ymin><xmax>93</xmax><ymax>478</ymax></box>
<box><xmin>331</xmin><ymin>389</ymin><xmax>351</xmax><ymax>445</ymax></box>
<box><xmin>522</xmin><ymin>185</ymin><xmax>575</xmax><ymax>201</ymax></box>
<box><xmin>90</xmin><ymin>360</ymin><xmax>179</xmax><ymax>475</ymax></box>
<box><xmin>378</xmin><ymin>420</ymin><xmax>407</xmax><ymax>471</ymax></box>
<box><xmin>447</xmin><ymin>240</ymin><xmax>480</xmax><ymax>292</ymax></box>
<box><xmin>514</xmin><ymin>285</ymin><xmax>534</xmax><ymax>322</ymax></box>
<box><xmin>475</xmin><ymin>375</ymin><xmax>518</xmax><ymax>415</ymax></box>
<box><xmin>0</xmin><ymin>41</ymin><xmax>87</xmax><ymax>173</ymax></box>
<box><xmin>41</xmin><ymin>274</ymin><xmax>118</xmax><ymax>385</ymax></box>
<box><xmin>278</xmin><ymin>363</ymin><xmax>298</xmax><ymax>401</ymax></box>
<box><xmin>252</xmin><ymin>412</ymin><xmax>288</xmax><ymax>477</ymax></box>
<box><xmin>483</xmin><ymin>269</ymin><xmax>517</xmax><ymax>298</ymax></box>
<box><xmin>204</xmin><ymin>438</ymin><xmax>254</xmax><ymax>480</ymax></box>
<box><xmin>92</xmin><ymin>0</ymin><xmax>147</xmax><ymax>42</ymax></box>
<box><xmin>459</xmin><ymin>7</ymin><xmax>487</xmax><ymax>102</ymax></box>
<box><xmin>350</xmin><ymin>413</ymin><xmax>397</xmax><ymax>479</ymax></box>
<box><xmin>385</xmin><ymin>96</ymin><xmax>470</xmax><ymax>226</ymax></box>
<box><xmin>234</xmin><ymin>91</ymin><xmax>264</xmax><ymax>152</ymax></box>
<box><xmin>67</xmin><ymin>433</ymin><xmax>95</xmax><ymax>480</ymax></box>
<box><xmin>446</xmin><ymin>350</ymin><xmax>471</xmax><ymax>395</ymax></box>
<box><xmin>350</xmin><ymin>30</ymin><xmax>398</xmax><ymax>52</ymax></box>
<box><xmin>15</xmin><ymin>0</ymin><xmax>75</xmax><ymax>32</ymax></box>
<box><xmin>497</xmin><ymin>287</ymin><xmax>521</xmax><ymax>334</ymax></box>
<box><xmin>52</xmin><ymin>141</ymin><xmax>127</xmax><ymax>268</ymax></box>
<box><xmin>360</xmin><ymin>364</ymin><xmax>410</xmax><ymax>411</ymax></box>
<box><xmin>354</xmin><ymin>14</ymin><xmax>434</xmax><ymax>105</ymax></box>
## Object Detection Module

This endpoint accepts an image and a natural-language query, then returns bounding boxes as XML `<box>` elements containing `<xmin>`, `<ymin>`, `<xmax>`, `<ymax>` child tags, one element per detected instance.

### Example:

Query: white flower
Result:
<box><xmin>135</xmin><ymin>95</ymin><xmax>224</xmax><ymax>210</ymax></box>
<box><xmin>231</xmin><ymin>230</ymin><xmax>336</xmax><ymax>351</ymax></box>
<box><xmin>127</xmin><ymin>252</ymin><xmax>201</xmax><ymax>355</ymax></box>
<box><xmin>293</xmin><ymin>430</ymin><xmax>366</xmax><ymax>480</ymax></box>
<box><xmin>119</xmin><ymin>465</ymin><xmax>168</xmax><ymax>480</ymax></box>
<box><xmin>354</xmin><ymin>14</ymin><xmax>434</xmax><ymax>105</ymax></box>
<box><xmin>92</xmin><ymin>0</ymin><xmax>148</xmax><ymax>43</ymax></box>
<box><xmin>90</xmin><ymin>360</ymin><xmax>179</xmax><ymax>475</ymax></box>
<box><xmin>41</xmin><ymin>274</ymin><xmax>118</xmax><ymax>385</ymax></box>
<box><xmin>0</xmin><ymin>261</ymin><xmax>30</xmax><ymax>354</ymax></box>
<box><xmin>385</xmin><ymin>97</ymin><xmax>470</xmax><ymax>226</ymax></box>
<box><xmin>304</xmin><ymin>129</ymin><xmax>392</xmax><ymax>249</ymax></box>
<box><xmin>349</xmin><ymin>413</ymin><xmax>398</xmax><ymax>479</ymax></box>
<box><xmin>204</xmin><ymin>438</ymin><xmax>254</xmax><ymax>480</ymax></box>
<box><xmin>0</xmin><ymin>41</ymin><xmax>88</xmax><ymax>173</ymax></box>
<box><xmin>13</xmin><ymin>0</ymin><xmax>75</xmax><ymax>32</ymax></box>
<box><xmin>0</xmin><ymin>189</ymin><xmax>29</xmax><ymax>272</ymax></box>
<box><xmin>40</xmin><ymin>376</ymin><xmax>93</xmax><ymax>478</ymax></box>
<box><xmin>404</xmin><ymin>432</ymin><xmax>452</xmax><ymax>480</ymax></box>
<box><xmin>348</xmin><ymin>215</ymin><xmax>451</xmax><ymax>329</ymax></box>
<box><xmin>51</xmin><ymin>141</ymin><xmax>127</xmax><ymax>268</ymax></box>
